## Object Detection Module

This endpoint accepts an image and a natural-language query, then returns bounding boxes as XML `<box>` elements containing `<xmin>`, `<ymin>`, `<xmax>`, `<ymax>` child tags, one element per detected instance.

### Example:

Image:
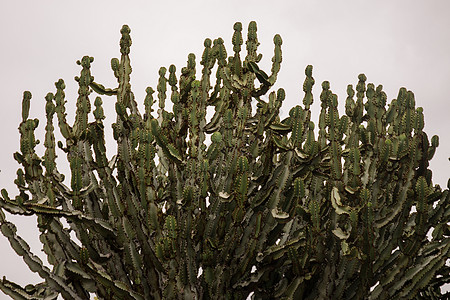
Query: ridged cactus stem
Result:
<box><xmin>245</xmin><ymin>21</ymin><xmax>260</xmax><ymax>63</ymax></box>
<box><xmin>73</xmin><ymin>56</ymin><xmax>93</xmax><ymax>138</ymax></box>
<box><xmin>318</xmin><ymin>81</ymin><xmax>330</xmax><ymax>149</ymax></box>
<box><xmin>43</xmin><ymin>91</ymin><xmax>57</xmax><ymax>178</ymax></box>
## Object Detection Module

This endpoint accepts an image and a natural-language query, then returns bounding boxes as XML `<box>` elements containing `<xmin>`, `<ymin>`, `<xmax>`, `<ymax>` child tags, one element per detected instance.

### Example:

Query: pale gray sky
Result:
<box><xmin>1</xmin><ymin>0</ymin><xmax>449</xmax><ymax>292</ymax></box>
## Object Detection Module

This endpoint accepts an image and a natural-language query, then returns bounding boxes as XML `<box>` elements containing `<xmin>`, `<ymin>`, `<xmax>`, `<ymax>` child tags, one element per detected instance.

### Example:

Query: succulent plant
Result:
<box><xmin>0</xmin><ymin>22</ymin><xmax>448</xmax><ymax>300</ymax></box>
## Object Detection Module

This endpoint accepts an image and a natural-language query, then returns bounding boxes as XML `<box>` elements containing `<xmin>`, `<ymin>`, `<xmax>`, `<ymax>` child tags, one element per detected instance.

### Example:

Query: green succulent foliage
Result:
<box><xmin>1</xmin><ymin>22</ymin><xmax>449</xmax><ymax>300</ymax></box>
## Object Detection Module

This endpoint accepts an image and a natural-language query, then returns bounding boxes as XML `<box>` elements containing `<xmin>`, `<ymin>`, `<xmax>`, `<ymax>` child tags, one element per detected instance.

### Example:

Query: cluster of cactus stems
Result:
<box><xmin>0</xmin><ymin>22</ymin><xmax>449</xmax><ymax>299</ymax></box>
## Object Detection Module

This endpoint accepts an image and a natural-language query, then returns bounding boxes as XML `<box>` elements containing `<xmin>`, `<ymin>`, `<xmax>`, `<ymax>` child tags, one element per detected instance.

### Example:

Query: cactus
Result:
<box><xmin>1</xmin><ymin>22</ymin><xmax>449</xmax><ymax>300</ymax></box>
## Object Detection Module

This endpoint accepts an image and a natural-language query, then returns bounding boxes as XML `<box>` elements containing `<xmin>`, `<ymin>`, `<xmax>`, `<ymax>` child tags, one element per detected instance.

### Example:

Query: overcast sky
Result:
<box><xmin>0</xmin><ymin>0</ymin><xmax>449</xmax><ymax>291</ymax></box>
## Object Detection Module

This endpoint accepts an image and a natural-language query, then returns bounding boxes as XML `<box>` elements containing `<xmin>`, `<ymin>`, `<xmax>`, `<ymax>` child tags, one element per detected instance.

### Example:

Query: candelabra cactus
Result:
<box><xmin>1</xmin><ymin>22</ymin><xmax>449</xmax><ymax>300</ymax></box>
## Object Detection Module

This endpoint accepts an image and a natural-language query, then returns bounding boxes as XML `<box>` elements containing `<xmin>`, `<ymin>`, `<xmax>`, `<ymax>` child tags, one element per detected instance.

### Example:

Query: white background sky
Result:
<box><xmin>0</xmin><ymin>0</ymin><xmax>449</xmax><ymax>293</ymax></box>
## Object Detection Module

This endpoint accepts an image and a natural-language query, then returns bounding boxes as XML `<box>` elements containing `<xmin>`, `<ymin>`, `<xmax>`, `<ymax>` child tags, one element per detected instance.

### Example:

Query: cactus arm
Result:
<box><xmin>89</xmin><ymin>81</ymin><xmax>118</xmax><ymax>95</ymax></box>
<box><xmin>378</xmin><ymin>241</ymin><xmax>450</xmax><ymax>299</ymax></box>
<box><xmin>303</xmin><ymin>65</ymin><xmax>315</xmax><ymax>110</ymax></box>
<box><xmin>247</xmin><ymin>61</ymin><xmax>271</xmax><ymax>97</ymax></box>
<box><xmin>43</xmin><ymin>92</ymin><xmax>57</xmax><ymax>177</ymax></box>
<box><xmin>373</xmin><ymin>158</ymin><xmax>414</xmax><ymax>228</ymax></box>
<box><xmin>157</xmin><ymin>67</ymin><xmax>167</xmax><ymax>117</ymax></box>
<box><xmin>150</xmin><ymin>119</ymin><xmax>182</xmax><ymax>164</ymax></box>
<box><xmin>117</xmin><ymin>25</ymin><xmax>133</xmax><ymax>109</ymax></box>
<box><xmin>231</xmin><ymin>22</ymin><xmax>243</xmax><ymax>78</ymax></box>
<box><xmin>54</xmin><ymin>79</ymin><xmax>73</xmax><ymax>140</ymax></box>
<box><xmin>72</xmin><ymin>56</ymin><xmax>94</xmax><ymax>138</ymax></box>
<box><xmin>268</xmin><ymin>34</ymin><xmax>282</xmax><ymax>85</ymax></box>
<box><xmin>247</xmin><ymin>61</ymin><xmax>269</xmax><ymax>85</ymax></box>
<box><xmin>0</xmin><ymin>278</ymin><xmax>59</xmax><ymax>300</ymax></box>
<box><xmin>0</xmin><ymin>218</ymin><xmax>83</xmax><ymax>300</ymax></box>
<box><xmin>245</xmin><ymin>21</ymin><xmax>260</xmax><ymax>63</ymax></box>
<box><xmin>82</xmin><ymin>263</ymin><xmax>146</xmax><ymax>300</ymax></box>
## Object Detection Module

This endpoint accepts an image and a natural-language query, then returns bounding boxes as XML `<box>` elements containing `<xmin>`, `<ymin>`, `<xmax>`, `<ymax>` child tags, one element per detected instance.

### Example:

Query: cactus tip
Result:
<box><xmin>233</xmin><ymin>22</ymin><xmax>242</xmax><ymax>31</ymax></box>
<box><xmin>358</xmin><ymin>73</ymin><xmax>367</xmax><ymax>81</ymax></box>
<box><xmin>159</xmin><ymin>67</ymin><xmax>167</xmax><ymax>76</ymax></box>
<box><xmin>305</xmin><ymin>65</ymin><xmax>313</xmax><ymax>76</ymax></box>
<box><xmin>273</xmin><ymin>34</ymin><xmax>282</xmax><ymax>45</ymax></box>
<box><xmin>23</xmin><ymin>91</ymin><xmax>32</xmax><ymax>99</ymax></box>
<box><xmin>120</xmin><ymin>24</ymin><xmax>131</xmax><ymax>34</ymax></box>
<box><xmin>204</xmin><ymin>38</ymin><xmax>212</xmax><ymax>48</ymax></box>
